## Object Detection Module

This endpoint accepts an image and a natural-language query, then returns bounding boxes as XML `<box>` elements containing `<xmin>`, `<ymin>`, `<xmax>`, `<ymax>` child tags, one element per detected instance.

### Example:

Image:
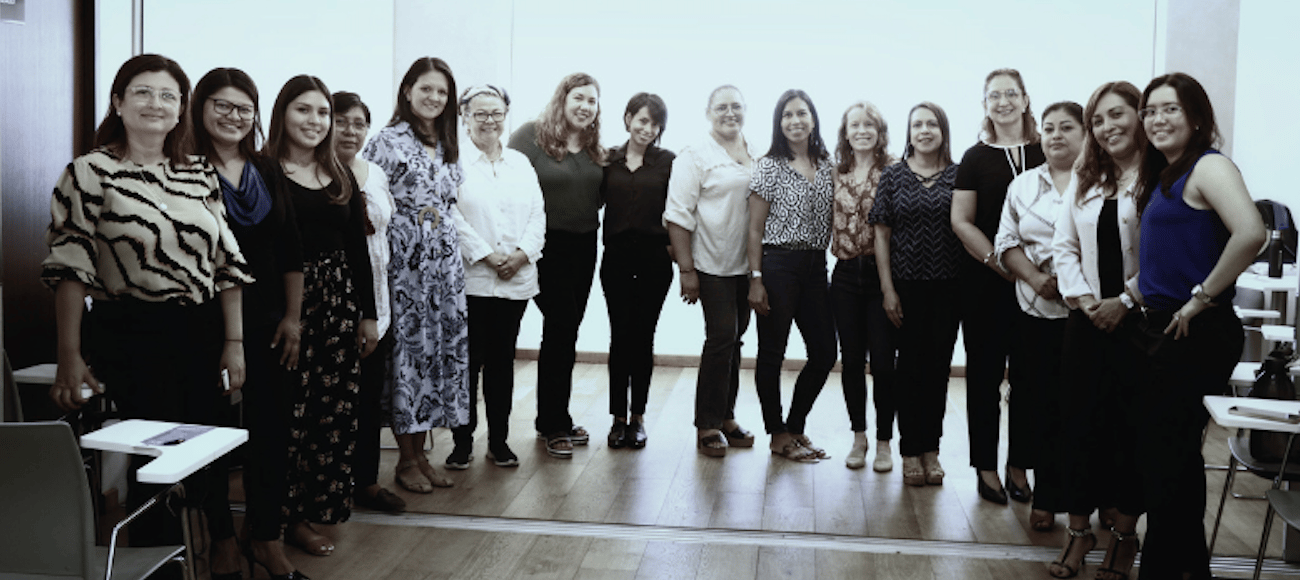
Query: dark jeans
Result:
<box><xmin>830</xmin><ymin>256</ymin><xmax>899</xmax><ymax>440</ymax></box>
<box><xmin>600</xmin><ymin>234</ymin><xmax>673</xmax><ymax>417</ymax></box>
<box><xmin>960</xmin><ymin>268</ymin><xmax>1020</xmax><ymax>470</ymax></box>
<box><xmin>1011</xmin><ymin>312</ymin><xmax>1067</xmax><ymax>513</ymax></box>
<box><xmin>84</xmin><ymin>299</ymin><xmax>234</xmax><ymax>547</ymax></box>
<box><xmin>453</xmin><ymin>296</ymin><xmax>528</xmax><ymax>447</ymax></box>
<box><xmin>894</xmin><ymin>278</ymin><xmax>960</xmax><ymax>457</ymax></box>
<box><xmin>754</xmin><ymin>246</ymin><xmax>838</xmax><ymax>435</ymax></box>
<box><xmin>1060</xmin><ymin>309</ymin><xmax>1142</xmax><ymax>518</ymax></box>
<box><xmin>355</xmin><ymin>333</ymin><xmax>393</xmax><ymax>488</ymax></box>
<box><xmin>694</xmin><ymin>272</ymin><xmax>750</xmax><ymax>430</ymax></box>
<box><xmin>240</xmin><ymin>317</ymin><xmax>293</xmax><ymax>541</ymax></box>
<box><xmin>533</xmin><ymin>229</ymin><xmax>597</xmax><ymax>435</ymax></box>
<box><xmin>1134</xmin><ymin>306</ymin><xmax>1241</xmax><ymax>580</ymax></box>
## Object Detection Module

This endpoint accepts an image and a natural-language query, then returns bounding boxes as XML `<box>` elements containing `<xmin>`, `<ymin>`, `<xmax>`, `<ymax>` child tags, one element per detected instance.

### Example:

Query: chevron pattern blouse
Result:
<box><xmin>867</xmin><ymin>161</ymin><xmax>961</xmax><ymax>281</ymax></box>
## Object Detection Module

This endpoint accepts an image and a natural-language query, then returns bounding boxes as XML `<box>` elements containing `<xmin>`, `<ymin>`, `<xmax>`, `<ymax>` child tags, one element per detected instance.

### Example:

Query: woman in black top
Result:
<box><xmin>192</xmin><ymin>67</ymin><xmax>305</xmax><ymax>579</ymax></box>
<box><xmin>265</xmin><ymin>75</ymin><xmax>377</xmax><ymax>563</ymax></box>
<box><xmin>600</xmin><ymin>93</ymin><xmax>675</xmax><ymax>449</ymax></box>
<box><xmin>950</xmin><ymin>68</ymin><xmax>1045</xmax><ymax>504</ymax></box>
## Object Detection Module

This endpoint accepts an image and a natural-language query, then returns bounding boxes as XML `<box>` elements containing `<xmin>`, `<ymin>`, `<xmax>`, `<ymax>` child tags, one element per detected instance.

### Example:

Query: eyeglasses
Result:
<box><xmin>210</xmin><ymin>98</ymin><xmax>255</xmax><ymax>120</ymax></box>
<box><xmin>334</xmin><ymin>118</ymin><xmax>369</xmax><ymax>132</ymax></box>
<box><xmin>127</xmin><ymin>85</ymin><xmax>181</xmax><ymax>106</ymax></box>
<box><xmin>1138</xmin><ymin>104</ymin><xmax>1184</xmax><ymax>121</ymax></box>
<box><xmin>712</xmin><ymin>103</ymin><xmax>744</xmax><ymax>115</ymax></box>
<box><xmin>471</xmin><ymin>111</ymin><xmax>506</xmax><ymax>123</ymax></box>
<box><xmin>986</xmin><ymin>89</ymin><xmax>1022</xmax><ymax>102</ymax></box>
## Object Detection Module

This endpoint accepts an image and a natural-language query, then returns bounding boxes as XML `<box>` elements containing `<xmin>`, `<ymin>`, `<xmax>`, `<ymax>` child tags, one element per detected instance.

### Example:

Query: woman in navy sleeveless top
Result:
<box><xmin>1127</xmin><ymin>73</ymin><xmax>1265</xmax><ymax>580</ymax></box>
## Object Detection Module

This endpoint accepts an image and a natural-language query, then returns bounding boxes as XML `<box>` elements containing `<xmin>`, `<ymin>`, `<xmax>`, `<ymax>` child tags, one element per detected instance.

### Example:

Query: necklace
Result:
<box><xmin>908</xmin><ymin>164</ymin><xmax>942</xmax><ymax>186</ymax></box>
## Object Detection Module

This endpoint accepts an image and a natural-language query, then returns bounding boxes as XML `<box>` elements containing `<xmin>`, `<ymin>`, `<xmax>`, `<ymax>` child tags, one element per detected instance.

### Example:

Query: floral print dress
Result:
<box><xmin>362</xmin><ymin>122</ymin><xmax>470</xmax><ymax>434</ymax></box>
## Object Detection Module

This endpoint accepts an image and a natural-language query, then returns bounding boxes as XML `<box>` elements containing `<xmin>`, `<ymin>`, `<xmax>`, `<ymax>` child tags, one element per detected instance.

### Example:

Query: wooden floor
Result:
<box><xmin>213</xmin><ymin>362</ymin><xmax>1294</xmax><ymax>580</ymax></box>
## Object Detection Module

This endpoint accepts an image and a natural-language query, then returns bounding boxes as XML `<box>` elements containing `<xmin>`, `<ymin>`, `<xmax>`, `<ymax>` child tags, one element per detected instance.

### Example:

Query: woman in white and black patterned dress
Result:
<box><xmin>745</xmin><ymin>89</ymin><xmax>837</xmax><ymax>463</ymax></box>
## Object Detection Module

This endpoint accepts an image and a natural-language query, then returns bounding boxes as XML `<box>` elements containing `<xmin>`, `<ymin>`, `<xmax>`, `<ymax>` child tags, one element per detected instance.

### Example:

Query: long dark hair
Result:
<box><xmin>388</xmin><ymin>57</ymin><xmax>459</xmax><ymax>164</ymax></box>
<box><xmin>536</xmin><ymin>72</ymin><xmax>605</xmax><ymax>165</ymax></box>
<box><xmin>95</xmin><ymin>54</ymin><xmax>192</xmax><ymax>165</ymax></box>
<box><xmin>191</xmin><ymin>67</ymin><xmax>263</xmax><ymax>164</ymax></box>
<box><xmin>263</xmin><ymin>74</ymin><xmax>352</xmax><ymax>204</ymax></box>
<box><xmin>903</xmin><ymin>101</ymin><xmax>954</xmax><ymax>167</ymax></box>
<box><xmin>834</xmin><ymin>100</ymin><xmax>893</xmax><ymax>175</ymax></box>
<box><xmin>765</xmin><ymin>89</ymin><xmax>829</xmax><ymax>161</ymax></box>
<box><xmin>1075</xmin><ymin>81</ymin><xmax>1144</xmax><ymax>205</ymax></box>
<box><xmin>1136</xmin><ymin>72</ymin><xmax>1220</xmax><ymax>213</ymax></box>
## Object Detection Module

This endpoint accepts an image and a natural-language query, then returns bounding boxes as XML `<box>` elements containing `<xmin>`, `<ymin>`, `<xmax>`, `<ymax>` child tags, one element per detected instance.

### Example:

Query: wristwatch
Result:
<box><xmin>1191</xmin><ymin>283</ymin><xmax>1215</xmax><ymax>305</ymax></box>
<box><xmin>750</xmin><ymin>270</ymin><xmax>763</xmax><ymax>280</ymax></box>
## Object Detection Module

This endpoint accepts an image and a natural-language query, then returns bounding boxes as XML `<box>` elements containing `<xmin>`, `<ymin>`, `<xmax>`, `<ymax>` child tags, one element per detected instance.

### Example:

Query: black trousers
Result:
<box><xmin>453</xmin><ymin>296</ymin><xmax>528</xmax><ymax>446</ymax></box>
<box><xmin>1059</xmin><ymin>309</ymin><xmax>1142</xmax><ymax>518</ymax></box>
<box><xmin>355</xmin><ymin>333</ymin><xmax>393</xmax><ymax>488</ymax></box>
<box><xmin>533</xmin><ymin>229</ymin><xmax>597</xmax><ymax>435</ymax></box>
<box><xmin>240</xmin><ymin>317</ymin><xmax>294</xmax><ymax>542</ymax></box>
<box><xmin>960</xmin><ymin>268</ymin><xmax>1022</xmax><ymax>470</ymax></box>
<box><xmin>693</xmin><ymin>273</ymin><xmax>749</xmax><ymax>430</ymax></box>
<box><xmin>894</xmin><ymin>278</ymin><xmax>960</xmax><ymax>457</ymax></box>
<box><xmin>1134</xmin><ymin>306</ymin><xmax>1241</xmax><ymax>580</ymax></box>
<box><xmin>599</xmin><ymin>234</ymin><xmax>673</xmax><ymax>417</ymax></box>
<box><xmin>829</xmin><ymin>256</ymin><xmax>899</xmax><ymax>440</ymax></box>
<box><xmin>85</xmin><ymin>299</ymin><xmax>234</xmax><ymax>548</ymax></box>
<box><xmin>1011</xmin><ymin>312</ymin><xmax>1067</xmax><ymax>513</ymax></box>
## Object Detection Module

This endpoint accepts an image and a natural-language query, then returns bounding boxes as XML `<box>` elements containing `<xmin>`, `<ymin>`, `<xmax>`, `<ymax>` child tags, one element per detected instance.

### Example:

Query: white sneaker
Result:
<box><xmin>873</xmin><ymin>440</ymin><xmax>893</xmax><ymax>472</ymax></box>
<box><xmin>845</xmin><ymin>433</ymin><xmax>868</xmax><ymax>469</ymax></box>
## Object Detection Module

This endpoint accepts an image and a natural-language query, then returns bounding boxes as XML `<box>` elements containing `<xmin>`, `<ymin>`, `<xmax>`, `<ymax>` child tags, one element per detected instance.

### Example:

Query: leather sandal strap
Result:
<box><xmin>1066</xmin><ymin>527</ymin><xmax>1094</xmax><ymax>538</ymax></box>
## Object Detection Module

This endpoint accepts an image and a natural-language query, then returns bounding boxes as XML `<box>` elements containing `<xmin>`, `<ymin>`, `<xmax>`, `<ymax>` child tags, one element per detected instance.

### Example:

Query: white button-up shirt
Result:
<box><xmin>994</xmin><ymin>164</ymin><xmax>1070</xmax><ymax>319</ymax></box>
<box><xmin>360</xmin><ymin>161</ymin><xmax>396</xmax><ymax>338</ymax></box>
<box><xmin>662</xmin><ymin>135</ymin><xmax>758</xmax><ymax>277</ymax></box>
<box><xmin>454</xmin><ymin>145</ymin><xmax>546</xmax><ymax>300</ymax></box>
<box><xmin>1052</xmin><ymin>179</ymin><xmax>1142</xmax><ymax>305</ymax></box>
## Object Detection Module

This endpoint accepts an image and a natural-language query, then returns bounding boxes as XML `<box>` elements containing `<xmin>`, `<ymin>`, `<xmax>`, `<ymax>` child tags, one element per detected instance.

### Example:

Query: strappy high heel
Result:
<box><xmin>1048</xmin><ymin>527</ymin><xmax>1095</xmax><ymax>578</ymax></box>
<box><xmin>242</xmin><ymin>538</ymin><xmax>311</xmax><ymax>580</ymax></box>
<box><xmin>1095</xmin><ymin>528</ymin><xmax>1139</xmax><ymax>580</ymax></box>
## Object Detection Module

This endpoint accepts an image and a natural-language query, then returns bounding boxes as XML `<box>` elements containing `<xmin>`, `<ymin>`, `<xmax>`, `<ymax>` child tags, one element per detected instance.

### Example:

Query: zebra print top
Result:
<box><xmin>42</xmin><ymin>147</ymin><xmax>253</xmax><ymax>305</ymax></box>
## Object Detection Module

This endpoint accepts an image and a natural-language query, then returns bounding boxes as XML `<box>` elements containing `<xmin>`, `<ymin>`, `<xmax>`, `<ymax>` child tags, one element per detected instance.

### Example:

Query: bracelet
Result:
<box><xmin>982</xmin><ymin>250</ymin><xmax>996</xmax><ymax>266</ymax></box>
<box><xmin>679</xmin><ymin>268</ymin><xmax>695</xmax><ymax>274</ymax></box>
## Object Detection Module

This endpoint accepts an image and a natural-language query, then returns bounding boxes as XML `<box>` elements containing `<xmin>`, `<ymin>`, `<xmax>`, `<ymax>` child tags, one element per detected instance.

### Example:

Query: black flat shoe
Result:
<box><xmin>977</xmin><ymin>469</ymin><xmax>1008</xmax><ymax>505</ymax></box>
<box><xmin>608</xmin><ymin>420</ymin><xmax>626</xmax><ymax>449</ymax></box>
<box><xmin>1005</xmin><ymin>467</ymin><xmax>1032</xmax><ymax>503</ymax></box>
<box><xmin>626</xmin><ymin>420</ymin><xmax>647</xmax><ymax>449</ymax></box>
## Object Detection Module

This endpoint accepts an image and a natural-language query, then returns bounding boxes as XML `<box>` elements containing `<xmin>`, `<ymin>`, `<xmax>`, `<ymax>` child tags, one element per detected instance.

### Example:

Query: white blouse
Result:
<box><xmin>662</xmin><ymin>135</ymin><xmax>758</xmax><ymax>277</ymax></box>
<box><xmin>360</xmin><ymin>160</ymin><xmax>396</xmax><ymax>338</ymax></box>
<box><xmin>454</xmin><ymin>146</ymin><xmax>546</xmax><ymax>300</ymax></box>
<box><xmin>1052</xmin><ymin>178</ymin><xmax>1142</xmax><ymax>305</ymax></box>
<box><xmin>994</xmin><ymin>164</ymin><xmax>1070</xmax><ymax>319</ymax></box>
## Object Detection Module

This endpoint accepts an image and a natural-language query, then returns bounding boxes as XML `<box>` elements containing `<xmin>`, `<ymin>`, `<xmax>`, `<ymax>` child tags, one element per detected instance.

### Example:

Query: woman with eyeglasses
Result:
<box><xmin>600</xmin><ymin>93</ymin><xmax>675</xmax><ymax>450</ymax></box>
<box><xmin>507</xmin><ymin>73</ymin><xmax>605</xmax><ymax>459</ymax></box>
<box><xmin>1049</xmin><ymin>82</ymin><xmax>1146</xmax><ymax>579</ymax></box>
<box><xmin>191</xmin><ymin>66</ymin><xmax>306</xmax><ymax>578</ymax></box>
<box><xmin>1129</xmin><ymin>72</ymin><xmax>1263</xmax><ymax>580</ymax></box>
<box><xmin>448</xmin><ymin>84</ymin><xmax>545</xmax><ymax>467</ymax></box>
<box><xmin>362</xmin><ymin>57</ymin><xmax>470</xmax><ymax>484</ymax></box>
<box><xmin>331</xmin><ymin>91</ymin><xmax>407</xmax><ymax>515</ymax></box>
<box><xmin>664</xmin><ymin>85</ymin><xmax>759</xmax><ymax>458</ymax></box>
<box><xmin>43</xmin><ymin>54</ymin><xmax>253</xmax><ymax>575</ymax></box>
<box><xmin>950</xmin><ymin>68</ymin><xmax>1046</xmax><ymax>505</ymax></box>
<box><xmin>828</xmin><ymin>100</ymin><xmax>899</xmax><ymax>471</ymax></box>
<box><xmin>869</xmin><ymin>102</ymin><xmax>962</xmax><ymax>486</ymax></box>
<box><xmin>266</xmin><ymin>74</ymin><xmax>377</xmax><ymax>561</ymax></box>
<box><xmin>746</xmin><ymin>89</ymin><xmax>837</xmax><ymax>463</ymax></box>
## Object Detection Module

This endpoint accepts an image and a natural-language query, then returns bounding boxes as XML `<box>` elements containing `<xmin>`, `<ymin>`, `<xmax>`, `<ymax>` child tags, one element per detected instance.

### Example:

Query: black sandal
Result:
<box><xmin>1095</xmin><ymin>528</ymin><xmax>1139</xmax><ymax>580</ymax></box>
<box><xmin>1048</xmin><ymin>527</ymin><xmax>1095</xmax><ymax>579</ymax></box>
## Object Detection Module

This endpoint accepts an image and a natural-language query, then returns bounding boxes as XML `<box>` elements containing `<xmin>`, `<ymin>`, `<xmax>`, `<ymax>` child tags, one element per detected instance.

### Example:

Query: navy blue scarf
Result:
<box><xmin>219</xmin><ymin>160</ymin><xmax>272</xmax><ymax>227</ymax></box>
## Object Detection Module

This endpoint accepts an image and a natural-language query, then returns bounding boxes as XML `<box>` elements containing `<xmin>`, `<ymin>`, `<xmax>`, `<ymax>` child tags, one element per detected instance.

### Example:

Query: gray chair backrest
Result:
<box><xmin>0</xmin><ymin>421</ymin><xmax>95</xmax><ymax>578</ymax></box>
<box><xmin>1</xmin><ymin>349</ymin><xmax>21</xmax><ymax>422</ymax></box>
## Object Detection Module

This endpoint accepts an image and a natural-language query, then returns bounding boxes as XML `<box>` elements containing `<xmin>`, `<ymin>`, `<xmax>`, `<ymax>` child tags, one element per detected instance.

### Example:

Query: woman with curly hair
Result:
<box><xmin>507</xmin><ymin>72</ymin><xmax>605</xmax><ymax>458</ymax></box>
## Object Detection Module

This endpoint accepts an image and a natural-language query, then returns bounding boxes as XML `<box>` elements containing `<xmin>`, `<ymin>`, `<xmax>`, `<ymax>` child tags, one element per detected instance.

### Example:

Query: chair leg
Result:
<box><xmin>1255</xmin><ymin>503</ymin><xmax>1276</xmax><ymax>580</ymax></box>
<box><xmin>1210</xmin><ymin>454</ymin><xmax>1240</xmax><ymax>554</ymax></box>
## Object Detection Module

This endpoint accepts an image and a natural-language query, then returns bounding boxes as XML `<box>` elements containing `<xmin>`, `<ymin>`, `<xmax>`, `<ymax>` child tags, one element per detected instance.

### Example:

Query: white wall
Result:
<box><xmin>1234</xmin><ymin>0</ymin><xmax>1300</xmax><ymax>214</ymax></box>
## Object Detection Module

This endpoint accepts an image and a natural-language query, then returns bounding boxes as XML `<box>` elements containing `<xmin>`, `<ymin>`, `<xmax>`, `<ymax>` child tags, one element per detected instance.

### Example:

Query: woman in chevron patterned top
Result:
<box><xmin>867</xmin><ymin>101</ymin><xmax>961</xmax><ymax>488</ymax></box>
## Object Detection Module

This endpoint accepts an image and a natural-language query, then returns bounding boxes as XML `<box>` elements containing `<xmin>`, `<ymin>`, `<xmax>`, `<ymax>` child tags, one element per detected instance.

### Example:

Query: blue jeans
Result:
<box><xmin>754</xmin><ymin>246</ymin><xmax>838</xmax><ymax>435</ymax></box>
<box><xmin>830</xmin><ymin>256</ymin><xmax>899</xmax><ymax>439</ymax></box>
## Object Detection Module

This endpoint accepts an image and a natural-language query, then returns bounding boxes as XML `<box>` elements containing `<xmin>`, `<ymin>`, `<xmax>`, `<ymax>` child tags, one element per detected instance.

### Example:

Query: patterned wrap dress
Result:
<box><xmin>362</xmin><ymin>121</ymin><xmax>470</xmax><ymax>434</ymax></box>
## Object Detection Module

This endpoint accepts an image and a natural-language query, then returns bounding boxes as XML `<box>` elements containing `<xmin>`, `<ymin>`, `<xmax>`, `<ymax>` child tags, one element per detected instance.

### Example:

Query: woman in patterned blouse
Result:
<box><xmin>868</xmin><ymin>102</ymin><xmax>962</xmax><ymax>487</ymax></box>
<box><xmin>746</xmin><ymin>89</ymin><xmax>837</xmax><ymax>463</ymax></box>
<box><xmin>43</xmin><ymin>53</ymin><xmax>253</xmax><ymax>558</ymax></box>
<box><xmin>828</xmin><ymin>101</ymin><xmax>899</xmax><ymax>472</ymax></box>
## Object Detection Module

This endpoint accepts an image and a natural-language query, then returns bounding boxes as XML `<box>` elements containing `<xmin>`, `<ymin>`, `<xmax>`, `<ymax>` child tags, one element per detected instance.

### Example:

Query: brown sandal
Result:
<box><xmin>395</xmin><ymin>459</ymin><xmax>432</xmax><ymax>493</ymax></box>
<box><xmin>287</xmin><ymin>523</ymin><xmax>333</xmax><ymax>557</ymax></box>
<box><xmin>772</xmin><ymin>440</ymin><xmax>819</xmax><ymax>463</ymax></box>
<box><xmin>697</xmin><ymin>431</ymin><xmax>727</xmax><ymax>458</ymax></box>
<box><xmin>791</xmin><ymin>434</ymin><xmax>830</xmax><ymax>459</ymax></box>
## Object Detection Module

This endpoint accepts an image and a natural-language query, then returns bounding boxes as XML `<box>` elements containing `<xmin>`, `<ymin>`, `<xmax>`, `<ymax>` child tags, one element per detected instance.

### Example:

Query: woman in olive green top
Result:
<box><xmin>507</xmin><ymin>72</ymin><xmax>605</xmax><ymax>458</ymax></box>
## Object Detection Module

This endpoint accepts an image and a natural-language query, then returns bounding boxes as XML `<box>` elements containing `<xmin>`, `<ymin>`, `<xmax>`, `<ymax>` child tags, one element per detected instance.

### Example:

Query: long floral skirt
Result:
<box><xmin>284</xmin><ymin>250</ymin><xmax>361</xmax><ymax>525</ymax></box>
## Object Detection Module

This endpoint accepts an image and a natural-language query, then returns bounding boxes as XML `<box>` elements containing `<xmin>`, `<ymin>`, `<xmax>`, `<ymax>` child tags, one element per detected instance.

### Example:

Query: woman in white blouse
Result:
<box><xmin>1049</xmin><ymin>81</ymin><xmax>1146</xmax><ymax>579</ymax></box>
<box><xmin>664</xmin><ymin>85</ymin><xmax>758</xmax><ymax>458</ymax></box>
<box><xmin>992</xmin><ymin>101</ymin><xmax>1084</xmax><ymax>536</ymax></box>
<box><xmin>450</xmin><ymin>84</ymin><xmax>546</xmax><ymax>467</ymax></box>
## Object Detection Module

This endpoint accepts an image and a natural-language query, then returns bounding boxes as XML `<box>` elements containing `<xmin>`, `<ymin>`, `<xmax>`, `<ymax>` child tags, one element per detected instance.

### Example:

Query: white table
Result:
<box><xmin>80</xmin><ymin>419</ymin><xmax>247</xmax><ymax>484</ymax></box>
